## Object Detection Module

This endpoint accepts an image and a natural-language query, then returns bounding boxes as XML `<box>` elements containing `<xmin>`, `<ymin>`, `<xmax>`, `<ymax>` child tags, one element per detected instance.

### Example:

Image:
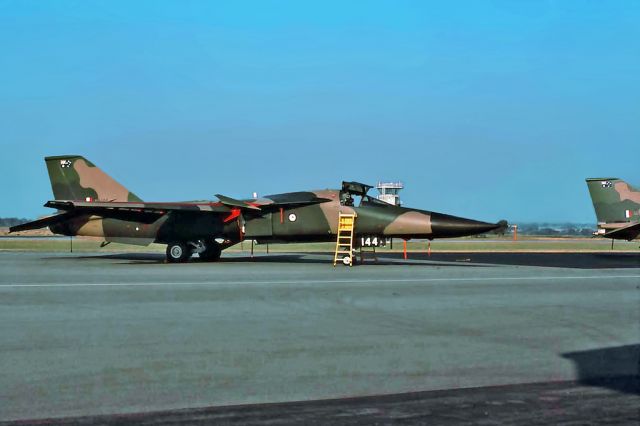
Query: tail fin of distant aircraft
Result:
<box><xmin>585</xmin><ymin>178</ymin><xmax>640</xmax><ymax>223</ymax></box>
<box><xmin>45</xmin><ymin>155</ymin><xmax>142</xmax><ymax>202</ymax></box>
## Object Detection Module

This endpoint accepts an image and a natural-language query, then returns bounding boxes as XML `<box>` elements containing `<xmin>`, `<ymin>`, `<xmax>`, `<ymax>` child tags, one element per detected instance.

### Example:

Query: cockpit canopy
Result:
<box><xmin>340</xmin><ymin>181</ymin><xmax>391</xmax><ymax>207</ymax></box>
<box><xmin>341</xmin><ymin>181</ymin><xmax>373</xmax><ymax>196</ymax></box>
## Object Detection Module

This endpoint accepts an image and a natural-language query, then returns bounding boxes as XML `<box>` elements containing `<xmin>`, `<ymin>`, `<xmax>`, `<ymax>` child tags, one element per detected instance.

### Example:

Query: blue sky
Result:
<box><xmin>1</xmin><ymin>0</ymin><xmax>638</xmax><ymax>222</ymax></box>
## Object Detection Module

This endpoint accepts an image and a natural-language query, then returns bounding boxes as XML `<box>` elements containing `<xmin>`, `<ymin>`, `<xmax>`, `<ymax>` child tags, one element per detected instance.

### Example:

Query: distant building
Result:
<box><xmin>376</xmin><ymin>181</ymin><xmax>403</xmax><ymax>206</ymax></box>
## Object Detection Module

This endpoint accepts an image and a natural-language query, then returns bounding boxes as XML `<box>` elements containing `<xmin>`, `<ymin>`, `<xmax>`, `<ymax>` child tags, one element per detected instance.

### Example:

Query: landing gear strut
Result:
<box><xmin>199</xmin><ymin>240</ymin><xmax>222</xmax><ymax>262</ymax></box>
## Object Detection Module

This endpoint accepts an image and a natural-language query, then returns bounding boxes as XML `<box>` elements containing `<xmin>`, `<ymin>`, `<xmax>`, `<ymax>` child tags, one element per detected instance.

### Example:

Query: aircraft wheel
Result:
<box><xmin>166</xmin><ymin>242</ymin><xmax>191</xmax><ymax>263</ymax></box>
<box><xmin>342</xmin><ymin>255</ymin><xmax>352</xmax><ymax>266</ymax></box>
<box><xmin>199</xmin><ymin>240</ymin><xmax>222</xmax><ymax>262</ymax></box>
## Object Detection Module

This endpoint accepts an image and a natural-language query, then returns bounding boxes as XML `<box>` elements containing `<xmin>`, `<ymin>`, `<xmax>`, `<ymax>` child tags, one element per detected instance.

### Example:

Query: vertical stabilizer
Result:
<box><xmin>44</xmin><ymin>155</ymin><xmax>142</xmax><ymax>202</ymax></box>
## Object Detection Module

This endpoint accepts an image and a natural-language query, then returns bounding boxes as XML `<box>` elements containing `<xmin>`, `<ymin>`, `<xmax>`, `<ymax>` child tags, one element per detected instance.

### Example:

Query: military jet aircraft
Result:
<box><xmin>586</xmin><ymin>177</ymin><xmax>640</xmax><ymax>242</ymax></box>
<box><xmin>11</xmin><ymin>155</ymin><xmax>506</xmax><ymax>263</ymax></box>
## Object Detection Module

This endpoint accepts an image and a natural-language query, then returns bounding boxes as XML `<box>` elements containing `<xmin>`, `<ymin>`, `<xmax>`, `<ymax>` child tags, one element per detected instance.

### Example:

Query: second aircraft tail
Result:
<box><xmin>585</xmin><ymin>178</ymin><xmax>640</xmax><ymax>223</ymax></box>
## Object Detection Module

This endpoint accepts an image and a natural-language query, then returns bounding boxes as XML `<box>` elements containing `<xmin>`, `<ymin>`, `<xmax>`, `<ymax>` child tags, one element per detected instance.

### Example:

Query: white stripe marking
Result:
<box><xmin>1</xmin><ymin>275</ymin><xmax>639</xmax><ymax>289</ymax></box>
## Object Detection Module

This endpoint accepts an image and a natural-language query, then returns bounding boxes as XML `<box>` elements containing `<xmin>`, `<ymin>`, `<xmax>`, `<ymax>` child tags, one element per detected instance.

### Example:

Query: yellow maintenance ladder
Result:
<box><xmin>333</xmin><ymin>212</ymin><xmax>356</xmax><ymax>266</ymax></box>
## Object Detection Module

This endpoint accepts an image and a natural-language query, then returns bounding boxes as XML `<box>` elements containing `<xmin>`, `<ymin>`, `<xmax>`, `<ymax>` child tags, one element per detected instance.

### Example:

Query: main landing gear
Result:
<box><xmin>199</xmin><ymin>240</ymin><xmax>222</xmax><ymax>262</ymax></box>
<box><xmin>166</xmin><ymin>242</ymin><xmax>191</xmax><ymax>263</ymax></box>
<box><xmin>165</xmin><ymin>239</ymin><xmax>222</xmax><ymax>263</ymax></box>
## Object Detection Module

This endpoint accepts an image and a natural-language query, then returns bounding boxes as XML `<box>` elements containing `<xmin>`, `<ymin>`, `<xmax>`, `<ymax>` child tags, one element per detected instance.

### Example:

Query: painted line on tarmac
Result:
<box><xmin>2</xmin><ymin>275</ymin><xmax>640</xmax><ymax>289</ymax></box>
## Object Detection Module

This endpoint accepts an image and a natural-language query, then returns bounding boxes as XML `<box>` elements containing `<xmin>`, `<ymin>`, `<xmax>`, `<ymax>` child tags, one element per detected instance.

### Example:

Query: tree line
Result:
<box><xmin>0</xmin><ymin>218</ymin><xmax>31</xmax><ymax>227</ymax></box>
<box><xmin>509</xmin><ymin>223</ymin><xmax>595</xmax><ymax>236</ymax></box>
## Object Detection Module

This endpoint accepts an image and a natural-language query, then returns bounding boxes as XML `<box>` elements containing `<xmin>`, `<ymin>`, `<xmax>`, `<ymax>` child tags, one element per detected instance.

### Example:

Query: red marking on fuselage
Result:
<box><xmin>223</xmin><ymin>208</ymin><xmax>241</xmax><ymax>223</ymax></box>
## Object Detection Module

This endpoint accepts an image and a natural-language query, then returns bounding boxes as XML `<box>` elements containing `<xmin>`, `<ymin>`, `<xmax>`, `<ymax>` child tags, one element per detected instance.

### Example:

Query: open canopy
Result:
<box><xmin>341</xmin><ymin>181</ymin><xmax>373</xmax><ymax>196</ymax></box>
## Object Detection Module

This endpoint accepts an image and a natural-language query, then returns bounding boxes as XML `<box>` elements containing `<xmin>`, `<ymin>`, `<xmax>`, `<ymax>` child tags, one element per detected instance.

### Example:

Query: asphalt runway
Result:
<box><xmin>1</xmin><ymin>251</ymin><xmax>639</xmax><ymax>423</ymax></box>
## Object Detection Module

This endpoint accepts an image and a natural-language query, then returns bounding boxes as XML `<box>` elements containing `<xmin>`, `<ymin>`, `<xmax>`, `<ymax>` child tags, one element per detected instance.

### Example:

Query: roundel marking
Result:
<box><xmin>288</xmin><ymin>213</ymin><xmax>297</xmax><ymax>222</ymax></box>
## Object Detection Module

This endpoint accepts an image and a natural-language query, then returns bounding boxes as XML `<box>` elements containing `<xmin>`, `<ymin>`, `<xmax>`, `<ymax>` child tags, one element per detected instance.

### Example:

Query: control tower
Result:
<box><xmin>376</xmin><ymin>181</ymin><xmax>404</xmax><ymax>206</ymax></box>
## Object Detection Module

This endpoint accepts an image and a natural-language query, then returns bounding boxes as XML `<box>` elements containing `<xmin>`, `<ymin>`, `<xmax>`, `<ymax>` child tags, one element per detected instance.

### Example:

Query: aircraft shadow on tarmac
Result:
<box><xmin>42</xmin><ymin>251</ymin><xmax>640</xmax><ymax>268</ymax></box>
<box><xmin>562</xmin><ymin>343</ymin><xmax>640</xmax><ymax>395</ymax></box>
<box><xmin>50</xmin><ymin>253</ymin><xmax>488</xmax><ymax>268</ymax></box>
<box><xmin>386</xmin><ymin>252</ymin><xmax>640</xmax><ymax>269</ymax></box>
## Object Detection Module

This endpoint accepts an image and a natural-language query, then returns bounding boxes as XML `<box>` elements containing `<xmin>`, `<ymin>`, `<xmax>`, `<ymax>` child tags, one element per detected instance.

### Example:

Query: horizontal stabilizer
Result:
<box><xmin>44</xmin><ymin>200</ymin><xmax>163</xmax><ymax>222</ymax></box>
<box><xmin>215</xmin><ymin>194</ymin><xmax>261</xmax><ymax>210</ymax></box>
<box><xmin>45</xmin><ymin>200</ymin><xmax>231</xmax><ymax>213</ymax></box>
<box><xmin>9</xmin><ymin>212</ymin><xmax>76</xmax><ymax>233</ymax></box>
<box><xmin>604</xmin><ymin>222</ymin><xmax>640</xmax><ymax>241</ymax></box>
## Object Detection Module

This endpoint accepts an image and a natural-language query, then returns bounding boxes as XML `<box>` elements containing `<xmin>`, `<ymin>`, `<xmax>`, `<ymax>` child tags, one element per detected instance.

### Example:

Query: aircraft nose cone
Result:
<box><xmin>430</xmin><ymin>212</ymin><xmax>502</xmax><ymax>238</ymax></box>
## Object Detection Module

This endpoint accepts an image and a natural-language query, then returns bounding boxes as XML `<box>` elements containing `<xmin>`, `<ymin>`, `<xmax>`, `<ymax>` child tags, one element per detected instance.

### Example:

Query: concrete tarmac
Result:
<box><xmin>7</xmin><ymin>379</ymin><xmax>638</xmax><ymax>425</ymax></box>
<box><xmin>0</xmin><ymin>251</ymin><xmax>638</xmax><ymax>422</ymax></box>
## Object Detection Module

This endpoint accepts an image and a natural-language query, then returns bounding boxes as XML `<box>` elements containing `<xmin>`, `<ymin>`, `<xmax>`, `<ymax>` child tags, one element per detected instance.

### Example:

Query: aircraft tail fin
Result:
<box><xmin>44</xmin><ymin>155</ymin><xmax>142</xmax><ymax>202</ymax></box>
<box><xmin>585</xmin><ymin>178</ymin><xmax>640</xmax><ymax>223</ymax></box>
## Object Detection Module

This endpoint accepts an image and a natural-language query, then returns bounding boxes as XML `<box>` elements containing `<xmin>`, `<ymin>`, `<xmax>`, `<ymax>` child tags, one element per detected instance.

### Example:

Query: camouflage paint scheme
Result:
<box><xmin>46</xmin><ymin>155</ymin><xmax>142</xmax><ymax>203</ymax></box>
<box><xmin>12</xmin><ymin>156</ymin><xmax>505</xmax><ymax>261</ymax></box>
<box><xmin>586</xmin><ymin>178</ymin><xmax>640</xmax><ymax>241</ymax></box>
